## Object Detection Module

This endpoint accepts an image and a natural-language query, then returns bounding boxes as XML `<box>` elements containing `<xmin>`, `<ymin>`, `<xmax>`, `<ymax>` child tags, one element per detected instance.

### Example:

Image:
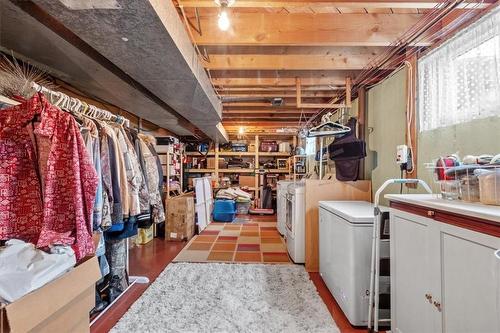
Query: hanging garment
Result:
<box><xmin>126</xmin><ymin>130</ymin><xmax>150</xmax><ymax>215</ymax></box>
<box><xmin>81</xmin><ymin>118</ymin><xmax>103</xmax><ymax>229</ymax></box>
<box><xmin>99</xmin><ymin>124</ymin><xmax>123</xmax><ymax>226</ymax></box>
<box><xmin>328</xmin><ymin>118</ymin><xmax>366</xmax><ymax>182</ymax></box>
<box><xmin>96</xmin><ymin>123</ymin><xmax>113</xmax><ymax>230</ymax></box>
<box><xmin>114</xmin><ymin>126</ymin><xmax>142</xmax><ymax>217</ymax></box>
<box><xmin>138</xmin><ymin>135</ymin><xmax>165</xmax><ymax>224</ymax></box>
<box><xmin>145</xmin><ymin>138</ymin><xmax>165</xmax><ymax>201</ymax></box>
<box><xmin>102</xmin><ymin>124</ymin><xmax>128</xmax><ymax>224</ymax></box>
<box><xmin>104</xmin><ymin>238</ymin><xmax>129</xmax><ymax>300</ymax></box>
<box><xmin>126</xmin><ymin>130</ymin><xmax>152</xmax><ymax>229</ymax></box>
<box><xmin>0</xmin><ymin>94</ymin><xmax>98</xmax><ymax>260</ymax></box>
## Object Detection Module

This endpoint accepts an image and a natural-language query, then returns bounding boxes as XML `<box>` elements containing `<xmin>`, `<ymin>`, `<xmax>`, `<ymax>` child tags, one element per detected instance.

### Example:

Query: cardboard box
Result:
<box><xmin>1</xmin><ymin>256</ymin><xmax>100</xmax><ymax>333</ymax></box>
<box><xmin>165</xmin><ymin>194</ymin><xmax>195</xmax><ymax>241</ymax></box>
<box><xmin>136</xmin><ymin>225</ymin><xmax>154</xmax><ymax>245</ymax></box>
<box><xmin>239</xmin><ymin>175</ymin><xmax>255</xmax><ymax>187</ymax></box>
<box><xmin>207</xmin><ymin>157</ymin><xmax>226</xmax><ymax>169</ymax></box>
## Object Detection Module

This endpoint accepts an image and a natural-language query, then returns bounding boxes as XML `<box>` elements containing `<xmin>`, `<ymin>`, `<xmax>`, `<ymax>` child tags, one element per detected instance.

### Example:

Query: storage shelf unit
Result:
<box><xmin>289</xmin><ymin>155</ymin><xmax>308</xmax><ymax>181</ymax></box>
<box><xmin>184</xmin><ymin>134</ymin><xmax>296</xmax><ymax>199</ymax></box>
<box><xmin>157</xmin><ymin>143</ymin><xmax>183</xmax><ymax>200</ymax></box>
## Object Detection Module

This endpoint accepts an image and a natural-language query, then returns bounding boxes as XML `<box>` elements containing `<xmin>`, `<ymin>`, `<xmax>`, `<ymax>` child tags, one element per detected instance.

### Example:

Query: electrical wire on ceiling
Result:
<box><xmin>178</xmin><ymin>5</ymin><xmax>223</xmax><ymax>101</ymax></box>
<box><xmin>305</xmin><ymin>0</ymin><xmax>496</xmax><ymax>128</ymax></box>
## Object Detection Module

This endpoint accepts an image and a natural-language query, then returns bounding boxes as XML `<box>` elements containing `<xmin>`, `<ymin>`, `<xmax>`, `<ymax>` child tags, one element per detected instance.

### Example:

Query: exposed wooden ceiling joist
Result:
<box><xmin>224</xmin><ymin>119</ymin><xmax>298</xmax><ymax>124</ymax></box>
<box><xmin>203</xmin><ymin>51</ymin><xmax>383</xmax><ymax>70</ymax></box>
<box><xmin>178</xmin><ymin>0</ymin><xmax>491</xmax><ymax>9</ymax></box>
<box><xmin>191</xmin><ymin>13</ymin><xmax>426</xmax><ymax>46</ymax></box>
<box><xmin>210</xmin><ymin>70</ymin><xmax>361</xmax><ymax>86</ymax></box>
<box><xmin>220</xmin><ymin>91</ymin><xmax>339</xmax><ymax>98</ymax></box>
<box><xmin>202</xmin><ymin>45</ymin><xmax>386</xmax><ymax>56</ymax></box>
<box><xmin>223</xmin><ymin>110</ymin><xmax>317</xmax><ymax>114</ymax></box>
<box><xmin>217</xmin><ymin>86</ymin><xmax>344</xmax><ymax>91</ymax></box>
<box><xmin>223</xmin><ymin>102</ymin><xmax>311</xmax><ymax>109</ymax></box>
<box><xmin>213</xmin><ymin>77</ymin><xmax>354</xmax><ymax>87</ymax></box>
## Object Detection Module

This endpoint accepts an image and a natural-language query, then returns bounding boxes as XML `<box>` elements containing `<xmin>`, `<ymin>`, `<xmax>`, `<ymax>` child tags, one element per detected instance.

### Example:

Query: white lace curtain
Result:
<box><xmin>418</xmin><ymin>7</ymin><xmax>500</xmax><ymax>132</ymax></box>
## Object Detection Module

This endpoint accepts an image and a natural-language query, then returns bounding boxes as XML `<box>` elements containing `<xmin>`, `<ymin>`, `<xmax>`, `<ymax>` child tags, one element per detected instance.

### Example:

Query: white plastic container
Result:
<box><xmin>279</xmin><ymin>142</ymin><xmax>290</xmax><ymax>153</ymax></box>
<box><xmin>478</xmin><ymin>169</ymin><xmax>500</xmax><ymax>206</ymax></box>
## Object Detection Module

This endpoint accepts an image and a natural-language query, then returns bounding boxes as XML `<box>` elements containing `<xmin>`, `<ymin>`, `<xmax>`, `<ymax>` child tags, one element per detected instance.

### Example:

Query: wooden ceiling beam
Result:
<box><xmin>203</xmin><ymin>52</ymin><xmax>381</xmax><ymax>70</ymax></box>
<box><xmin>191</xmin><ymin>13</ymin><xmax>427</xmax><ymax>46</ymax></box>
<box><xmin>223</xmin><ymin>102</ymin><xmax>305</xmax><ymax>108</ymax></box>
<box><xmin>211</xmin><ymin>74</ymin><xmax>376</xmax><ymax>86</ymax></box>
<box><xmin>223</xmin><ymin>120</ymin><xmax>301</xmax><ymax>126</ymax></box>
<box><xmin>217</xmin><ymin>86</ymin><xmax>344</xmax><ymax>91</ymax></box>
<box><xmin>223</xmin><ymin>117</ymin><xmax>303</xmax><ymax>122</ymax></box>
<box><xmin>223</xmin><ymin>110</ymin><xmax>317</xmax><ymax>114</ymax></box>
<box><xmin>220</xmin><ymin>92</ymin><xmax>339</xmax><ymax>98</ymax></box>
<box><xmin>178</xmin><ymin>0</ymin><xmax>491</xmax><ymax>9</ymax></box>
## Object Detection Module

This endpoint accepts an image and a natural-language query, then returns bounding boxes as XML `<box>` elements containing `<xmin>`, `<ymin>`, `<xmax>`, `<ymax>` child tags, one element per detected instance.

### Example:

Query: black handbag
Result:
<box><xmin>328</xmin><ymin>118</ymin><xmax>366</xmax><ymax>181</ymax></box>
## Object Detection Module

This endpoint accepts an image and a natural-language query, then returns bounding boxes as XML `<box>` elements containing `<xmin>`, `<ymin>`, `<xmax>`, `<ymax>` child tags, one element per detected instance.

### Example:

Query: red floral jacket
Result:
<box><xmin>0</xmin><ymin>94</ymin><xmax>98</xmax><ymax>260</ymax></box>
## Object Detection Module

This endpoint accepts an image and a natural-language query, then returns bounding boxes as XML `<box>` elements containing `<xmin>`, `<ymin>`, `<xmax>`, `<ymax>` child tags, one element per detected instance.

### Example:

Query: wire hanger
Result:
<box><xmin>307</xmin><ymin>111</ymin><xmax>351</xmax><ymax>137</ymax></box>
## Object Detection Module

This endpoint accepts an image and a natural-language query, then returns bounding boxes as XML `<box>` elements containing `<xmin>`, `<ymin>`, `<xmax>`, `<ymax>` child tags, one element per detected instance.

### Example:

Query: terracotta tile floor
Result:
<box><xmin>91</xmin><ymin>214</ymin><xmax>372</xmax><ymax>333</ymax></box>
<box><xmin>173</xmin><ymin>218</ymin><xmax>291</xmax><ymax>264</ymax></box>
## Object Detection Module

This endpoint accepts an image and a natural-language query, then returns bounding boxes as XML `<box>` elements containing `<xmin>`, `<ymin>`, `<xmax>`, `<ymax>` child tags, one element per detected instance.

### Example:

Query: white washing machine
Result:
<box><xmin>319</xmin><ymin>201</ymin><xmax>389</xmax><ymax>326</ymax></box>
<box><xmin>286</xmin><ymin>183</ymin><xmax>305</xmax><ymax>263</ymax></box>
<box><xmin>277</xmin><ymin>181</ymin><xmax>294</xmax><ymax>236</ymax></box>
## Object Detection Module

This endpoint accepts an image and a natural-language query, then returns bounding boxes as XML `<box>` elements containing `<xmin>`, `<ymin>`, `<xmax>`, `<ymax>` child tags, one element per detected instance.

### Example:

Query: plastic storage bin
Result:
<box><xmin>236</xmin><ymin>200</ymin><xmax>251</xmax><ymax>214</ymax></box>
<box><xmin>458</xmin><ymin>175</ymin><xmax>480</xmax><ymax>202</ymax></box>
<box><xmin>478</xmin><ymin>169</ymin><xmax>500</xmax><ymax>206</ymax></box>
<box><xmin>213</xmin><ymin>199</ymin><xmax>236</xmax><ymax>222</ymax></box>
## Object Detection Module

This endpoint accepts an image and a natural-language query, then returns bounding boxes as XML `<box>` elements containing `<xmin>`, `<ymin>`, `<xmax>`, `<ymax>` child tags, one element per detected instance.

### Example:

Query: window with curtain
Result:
<box><xmin>418</xmin><ymin>7</ymin><xmax>500</xmax><ymax>132</ymax></box>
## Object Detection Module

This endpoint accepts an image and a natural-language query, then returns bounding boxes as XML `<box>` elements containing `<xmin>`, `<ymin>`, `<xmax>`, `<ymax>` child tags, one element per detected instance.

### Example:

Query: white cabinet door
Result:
<box><xmin>438</xmin><ymin>224</ymin><xmax>500</xmax><ymax>333</ymax></box>
<box><xmin>391</xmin><ymin>211</ymin><xmax>436</xmax><ymax>333</ymax></box>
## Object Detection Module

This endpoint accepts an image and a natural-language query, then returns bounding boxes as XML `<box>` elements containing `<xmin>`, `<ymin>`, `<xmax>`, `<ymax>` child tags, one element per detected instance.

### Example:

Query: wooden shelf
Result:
<box><xmin>218</xmin><ymin>168</ymin><xmax>255</xmax><ymax>173</ymax></box>
<box><xmin>218</xmin><ymin>151</ymin><xmax>255</xmax><ymax>156</ymax></box>
<box><xmin>259</xmin><ymin>152</ymin><xmax>291</xmax><ymax>157</ymax></box>
<box><xmin>185</xmin><ymin>152</ymin><xmax>215</xmax><ymax>156</ymax></box>
<box><xmin>266</xmin><ymin>169</ymin><xmax>290</xmax><ymax>173</ymax></box>
<box><xmin>187</xmin><ymin>168</ymin><xmax>215</xmax><ymax>173</ymax></box>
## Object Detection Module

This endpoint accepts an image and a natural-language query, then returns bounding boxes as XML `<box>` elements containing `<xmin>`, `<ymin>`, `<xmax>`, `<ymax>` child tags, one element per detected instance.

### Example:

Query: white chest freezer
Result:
<box><xmin>319</xmin><ymin>201</ymin><xmax>388</xmax><ymax>326</ymax></box>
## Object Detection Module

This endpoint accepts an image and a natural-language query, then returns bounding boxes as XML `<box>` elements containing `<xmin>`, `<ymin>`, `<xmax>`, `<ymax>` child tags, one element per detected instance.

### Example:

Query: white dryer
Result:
<box><xmin>286</xmin><ymin>183</ymin><xmax>305</xmax><ymax>263</ymax></box>
<box><xmin>277</xmin><ymin>180</ymin><xmax>294</xmax><ymax>236</ymax></box>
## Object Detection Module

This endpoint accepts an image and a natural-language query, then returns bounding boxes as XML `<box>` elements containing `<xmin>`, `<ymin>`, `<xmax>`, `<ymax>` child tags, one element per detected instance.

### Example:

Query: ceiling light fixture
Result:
<box><xmin>238</xmin><ymin>126</ymin><xmax>245</xmax><ymax>134</ymax></box>
<box><xmin>215</xmin><ymin>0</ymin><xmax>235</xmax><ymax>31</ymax></box>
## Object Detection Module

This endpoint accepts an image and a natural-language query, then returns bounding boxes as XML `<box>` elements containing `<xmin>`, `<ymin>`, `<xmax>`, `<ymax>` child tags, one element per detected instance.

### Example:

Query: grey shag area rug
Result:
<box><xmin>111</xmin><ymin>263</ymin><xmax>339</xmax><ymax>333</ymax></box>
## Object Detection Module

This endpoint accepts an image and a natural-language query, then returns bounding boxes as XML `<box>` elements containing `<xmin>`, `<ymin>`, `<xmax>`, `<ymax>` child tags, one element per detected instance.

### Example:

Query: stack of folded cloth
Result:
<box><xmin>216</xmin><ymin>187</ymin><xmax>252</xmax><ymax>201</ymax></box>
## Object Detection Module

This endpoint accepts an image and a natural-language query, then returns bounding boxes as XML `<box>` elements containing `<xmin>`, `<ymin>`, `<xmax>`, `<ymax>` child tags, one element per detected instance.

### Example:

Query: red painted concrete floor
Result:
<box><xmin>91</xmin><ymin>216</ymin><xmax>371</xmax><ymax>333</ymax></box>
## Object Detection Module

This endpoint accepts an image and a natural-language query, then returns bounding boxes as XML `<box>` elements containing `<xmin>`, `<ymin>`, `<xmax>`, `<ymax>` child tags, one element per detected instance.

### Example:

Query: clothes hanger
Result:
<box><xmin>307</xmin><ymin>112</ymin><xmax>351</xmax><ymax>137</ymax></box>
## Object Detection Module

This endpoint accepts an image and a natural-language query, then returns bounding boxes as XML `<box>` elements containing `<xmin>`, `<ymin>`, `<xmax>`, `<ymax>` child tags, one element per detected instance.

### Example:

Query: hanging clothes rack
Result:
<box><xmin>25</xmin><ymin>81</ymin><xmax>150</xmax><ymax>324</ymax></box>
<box><xmin>30</xmin><ymin>82</ymin><xmax>131</xmax><ymax>128</ymax></box>
<box><xmin>307</xmin><ymin>111</ymin><xmax>352</xmax><ymax>179</ymax></box>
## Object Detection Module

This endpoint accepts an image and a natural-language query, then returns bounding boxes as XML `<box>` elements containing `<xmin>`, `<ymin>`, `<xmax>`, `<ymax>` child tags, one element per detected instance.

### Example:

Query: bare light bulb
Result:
<box><xmin>238</xmin><ymin>126</ymin><xmax>245</xmax><ymax>134</ymax></box>
<box><xmin>218</xmin><ymin>9</ymin><xmax>230</xmax><ymax>31</ymax></box>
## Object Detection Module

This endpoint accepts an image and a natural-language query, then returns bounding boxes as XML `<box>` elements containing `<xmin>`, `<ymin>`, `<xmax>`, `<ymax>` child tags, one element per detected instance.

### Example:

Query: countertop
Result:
<box><xmin>385</xmin><ymin>194</ymin><xmax>500</xmax><ymax>223</ymax></box>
